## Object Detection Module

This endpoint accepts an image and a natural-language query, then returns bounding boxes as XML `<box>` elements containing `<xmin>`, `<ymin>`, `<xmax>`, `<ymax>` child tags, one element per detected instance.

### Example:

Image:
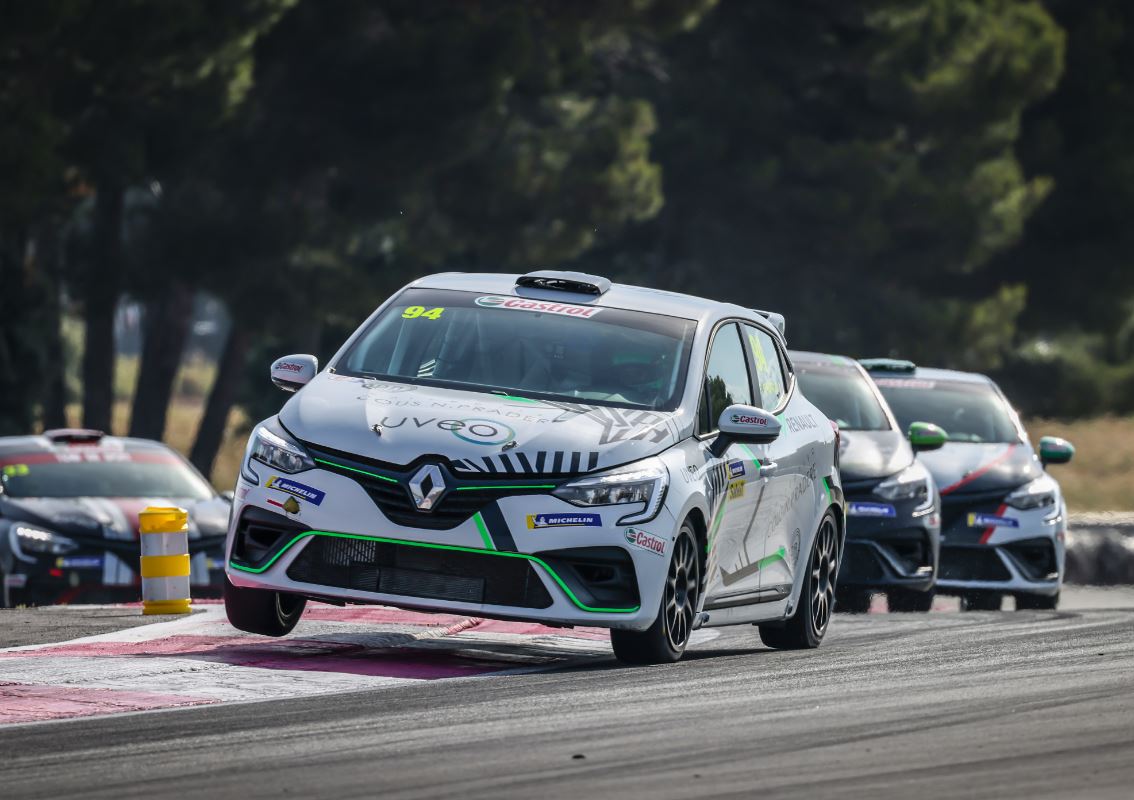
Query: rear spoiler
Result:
<box><xmin>752</xmin><ymin>309</ymin><xmax>786</xmax><ymax>338</ymax></box>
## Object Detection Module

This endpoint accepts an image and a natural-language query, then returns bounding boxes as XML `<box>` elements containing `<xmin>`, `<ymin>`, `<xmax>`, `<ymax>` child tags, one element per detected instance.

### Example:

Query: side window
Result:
<box><xmin>698</xmin><ymin>323</ymin><xmax>754</xmax><ymax>434</ymax></box>
<box><xmin>744</xmin><ymin>324</ymin><xmax>788</xmax><ymax>410</ymax></box>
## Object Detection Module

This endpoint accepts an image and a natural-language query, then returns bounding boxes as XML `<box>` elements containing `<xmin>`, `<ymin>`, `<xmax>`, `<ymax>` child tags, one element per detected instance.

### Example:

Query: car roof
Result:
<box><xmin>410</xmin><ymin>272</ymin><xmax>767</xmax><ymax>327</ymax></box>
<box><xmin>872</xmin><ymin>366</ymin><xmax>995</xmax><ymax>385</ymax></box>
<box><xmin>0</xmin><ymin>434</ymin><xmax>176</xmax><ymax>458</ymax></box>
<box><xmin>788</xmin><ymin>350</ymin><xmax>862</xmax><ymax>368</ymax></box>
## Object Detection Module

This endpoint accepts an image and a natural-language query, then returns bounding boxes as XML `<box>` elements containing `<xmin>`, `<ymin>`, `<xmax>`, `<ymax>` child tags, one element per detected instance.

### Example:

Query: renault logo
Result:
<box><xmin>409</xmin><ymin>464</ymin><xmax>445</xmax><ymax>511</ymax></box>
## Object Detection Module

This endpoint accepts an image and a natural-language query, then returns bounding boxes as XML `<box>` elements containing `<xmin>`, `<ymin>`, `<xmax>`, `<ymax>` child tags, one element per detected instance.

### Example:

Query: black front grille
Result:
<box><xmin>939</xmin><ymin>546</ymin><xmax>1012</xmax><ymax>582</ymax></box>
<box><xmin>287</xmin><ymin>536</ymin><xmax>554</xmax><ymax>608</ymax></box>
<box><xmin>306</xmin><ymin>444</ymin><xmax>557</xmax><ymax>530</ymax></box>
<box><xmin>1003</xmin><ymin>538</ymin><xmax>1058</xmax><ymax>582</ymax></box>
<box><xmin>839</xmin><ymin>541</ymin><xmax>886</xmax><ymax>581</ymax></box>
<box><xmin>940</xmin><ymin>489</ymin><xmax>1010</xmax><ymax>531</ymax></box>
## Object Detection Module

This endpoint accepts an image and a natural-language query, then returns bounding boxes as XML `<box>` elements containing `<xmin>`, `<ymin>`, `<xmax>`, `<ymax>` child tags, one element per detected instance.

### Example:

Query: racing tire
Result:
<box><xmin>835</xmin><ymin>588</ymin><xmax>873</xmax><ymax>614</ymax></box>
<box><xmin>960</xmin><ymin>591</ymin><xmax>1002</xmax><ymax>612</ymax></box>
<box><xmin>1015</xmin><ymin>591</ymin><xmax>1059</xmax><ymax>610</ymax></box>
<box><xmin>888</xmin><ymin>589</ymin><xmax>935</xmax><ymax>613</ymax></box>
<box><xmin>610</xmin><ymin>522</ymin><xmax>700</xmax><ymax>665</ymax></box>
<box><xmin>759</xmin><ymin>511</ymin><xmax>838</xmax><ymax>650</ymax></box>
<box><xmin>224</xmin><ymin>574</ymin><xmax>306</xmax><ymax>636</ymax></box>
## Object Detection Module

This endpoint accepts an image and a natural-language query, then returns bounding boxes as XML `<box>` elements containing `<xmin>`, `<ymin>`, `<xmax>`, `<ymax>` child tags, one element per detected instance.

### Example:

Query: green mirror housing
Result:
<box><xmin>908</xmin><ymin>421</ymin><xmax>947</xmax><ymax>452</ymax></box>
<box><xmin>1039</xmin><ymin>435</ymin><xmax>1074</xmax><ymax>466</ymax></box>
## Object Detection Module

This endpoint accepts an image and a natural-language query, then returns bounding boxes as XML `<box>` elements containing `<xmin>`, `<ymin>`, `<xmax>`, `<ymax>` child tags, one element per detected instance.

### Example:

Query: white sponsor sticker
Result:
<box><xmin>625</xmin><ymin>527</ymin><xmax>667</xmax><ymax>556</ymax></box>
<box><xmin>475</xmin><ymin>295</ymin><xmax>602</xmax><ymax>318</ymax></box>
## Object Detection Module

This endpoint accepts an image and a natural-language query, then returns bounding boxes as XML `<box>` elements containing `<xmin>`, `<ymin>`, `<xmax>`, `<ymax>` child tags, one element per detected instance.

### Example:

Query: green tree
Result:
<box><xmin>574</xmin><ymin>0</ymin><xmax>1064</xmax><ymax>366</ymax></box>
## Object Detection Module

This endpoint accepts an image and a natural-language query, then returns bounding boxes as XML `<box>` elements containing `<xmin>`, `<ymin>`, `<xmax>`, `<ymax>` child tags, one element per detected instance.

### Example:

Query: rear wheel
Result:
<box><xmin>888</xmin><ymin>589</ymin><xmax>935</xmax><ymax>613</ymax></box>
<box><xmin>1015</xmin><ymin>591</ymin><xmax>1059</xmax><ymax>610</ymax></box>
<box><xmin>960</xmin><ymin>591</ymin><xmax>1002</xmax><ymax>611</ymax></box>
<box><xmin>835</xmin><ymin>588</ymin><xmax>873</xmax><ymax>614</ymax></box>
<box><xmin>224</xmin><ymin>574</ymin><xmax>306</xmax><ymax>636</ymax></box>
<box><xmin>611</xmin><ymin>522</ymin><xmax>700</xmax><ymax>664</ymax></box>
<box><xmin>760</xmin><ymin>511</ymin><xmax>838</xmax><ymax>650</ymax></box>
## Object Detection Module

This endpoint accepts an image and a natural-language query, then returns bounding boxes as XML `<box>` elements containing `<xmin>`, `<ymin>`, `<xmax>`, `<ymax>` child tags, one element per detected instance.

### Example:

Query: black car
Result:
<box><xmin>792</xmin><ymin>352</ymin><xmax>943</xmax><ymax>613</ymax></box>
<box><xmin>0</xmin><ymin>429</ymin><xmax>230</xmax><ymax>606</ymax></box>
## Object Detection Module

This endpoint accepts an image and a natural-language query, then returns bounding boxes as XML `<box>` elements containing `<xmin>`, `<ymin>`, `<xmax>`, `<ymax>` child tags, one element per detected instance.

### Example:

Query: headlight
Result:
<box><xmin>13</xmin><ymin>525</ymin><xmax>78</xmax><ymax>555</ymax></box>
<box><xmin>551</xmin><ymin>458</ymin><xmax>669</xmax><ymax>525</ymax></box>
<box><xmin>245</xmin><ymin>420</ymin><xmax>314</xmax><ymax>481</ymax></box>
<box><xmin>1006</xmin><ymin>475</ymin><xmax>1058</xmax><ymax>510</ymax></box>
<box><xmin>875</xmin><ymin>462</ymin><xmax>931</xmax><ymax>507</ymax></box>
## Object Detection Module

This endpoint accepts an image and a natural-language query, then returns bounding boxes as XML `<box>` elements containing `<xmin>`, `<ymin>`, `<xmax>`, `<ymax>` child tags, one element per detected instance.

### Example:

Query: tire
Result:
<box><xmin>224</xmin><ymin>574</ymin><xmax>307</xmax><ymax>636</ymax></box>
<box><xmin>888</xmin><ymin>589</ymin><xmax>935</xmax><ymax>613</ymax></box>
<box><xmin>759</xmin><ymin>511</ymin><xmax>838</xmax><ymax>650</ymax></box>
<box><xmin>960</xmin><ymin>591</ymin><xmax>1002</xmax><ymax>611</ymax></box>
<box><xmin>611</xmin><ymin>521</ymin><xmax>700</xmax><ymax>664</ymax></box>
<box><xmin>1015</xmin><ymin>591</ymin><xmax>1059</xmax><ymax>610</ymax></box>
<box><xmin>835</xmin><ymin>589</ymin><xmax>873</xmax><ymax>614</ymax></box>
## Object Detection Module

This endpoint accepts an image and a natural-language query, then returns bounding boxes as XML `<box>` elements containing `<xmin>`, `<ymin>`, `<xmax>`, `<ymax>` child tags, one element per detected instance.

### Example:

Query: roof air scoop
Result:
<box><xmin>516</xmin><ymin>270</ymin><xmax>612</xmax><ymax>296</ymax></box>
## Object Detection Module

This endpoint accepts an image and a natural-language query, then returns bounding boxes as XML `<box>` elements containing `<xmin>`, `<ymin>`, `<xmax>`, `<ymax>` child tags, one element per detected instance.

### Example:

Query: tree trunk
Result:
<box><xmin>190</xmin><ymin>324</ymin><xmax>249</xmax><ymax>482</ymax></box>
<box><xmin>129</xmin><ymin>283</ymin><xmax>194</xmax><ymax>439</ymax></box>
<box><xmin>41</xmin><ymin>222</ymin><xmax>68</xmax><ymax>430</ymax></box>
<box><xmin>81</xmin><ymin>181</ymin><xmax>125</xmax><ymax>432</ymax></box>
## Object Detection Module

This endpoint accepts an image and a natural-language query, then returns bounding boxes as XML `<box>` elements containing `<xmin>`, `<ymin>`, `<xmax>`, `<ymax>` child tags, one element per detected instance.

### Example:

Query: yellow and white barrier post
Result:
<box><xmin>139</xmin><ymin>506</ymin><xmax>192</xmax><ymax>615</ymax></box>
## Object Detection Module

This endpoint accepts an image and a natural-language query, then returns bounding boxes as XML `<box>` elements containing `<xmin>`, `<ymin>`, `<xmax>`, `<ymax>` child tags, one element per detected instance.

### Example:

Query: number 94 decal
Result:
<box><xmin>402</xmin><ymin>306</ymin><xmax>445</xmax><ymax>320</ymax></box>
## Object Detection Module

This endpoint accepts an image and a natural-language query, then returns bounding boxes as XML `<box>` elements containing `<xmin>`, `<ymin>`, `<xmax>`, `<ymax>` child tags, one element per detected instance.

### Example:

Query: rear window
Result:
<box><xmin>0</xmin><ymin>449</ymin><xmax>215</xmax><ymax>499</ymax></box>
<box><xmin>338</xmin><ymin>288</ymin><xmax>697</xmax><ymax>411</ymax></box>
<box><xmin>796</xmin><ymin>362</ymin><xmax>891</xmax><ymax>431</ymax></box>
<box><xmin>873</xmin><ymin>377</ymin><xmax>1020</xmax><ymax>443</ymax></box>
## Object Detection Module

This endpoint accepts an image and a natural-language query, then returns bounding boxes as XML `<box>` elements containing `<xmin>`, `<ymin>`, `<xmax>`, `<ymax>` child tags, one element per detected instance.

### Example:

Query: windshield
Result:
<box><xmin>0</xmin><ymin>450</ymin><xmax>215</xmax><ymax>499</ymax></box>
<box><xmin>795</xmin><ymin>362</ymin><xmax>891</xmax><ymax>431</ymax></box>
<box><xmin>873</xmin><ymin>377</ymin><xmax>1021</xmax><ymax>444</ymax></box>
<box><xmin>337</xmin><ymin>288</ymin><xmax>697</xmax><ymax>411</ymax></box>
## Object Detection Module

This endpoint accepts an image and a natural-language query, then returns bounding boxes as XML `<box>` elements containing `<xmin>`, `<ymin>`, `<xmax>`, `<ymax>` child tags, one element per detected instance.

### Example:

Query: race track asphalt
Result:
<box><xmin>2</xmin><ymin>588</ymin><xmax>1133</xmax><ymax>800</ymax></box>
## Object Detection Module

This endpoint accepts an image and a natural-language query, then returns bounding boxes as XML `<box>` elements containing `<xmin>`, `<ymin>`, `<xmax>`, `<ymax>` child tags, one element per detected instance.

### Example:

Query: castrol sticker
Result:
<box><xmin>475</xmin><ymin>296</ymin><xmax>602</xmax><ymax>318</ymax></box>
<box><xmin>624</xmin><ymin>528</ymin><xmax>667</xmax><ymax>557</ymax></box>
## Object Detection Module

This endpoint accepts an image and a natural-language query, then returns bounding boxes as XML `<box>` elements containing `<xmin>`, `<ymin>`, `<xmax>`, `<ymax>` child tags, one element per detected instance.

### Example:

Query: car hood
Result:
<box><xmin>1</xmin><ymin>496</ymin><xmax>230</xmax><ymax>540</ymax></box>
<box><xmin>837</xmin><ymin>429</ymin><xmax>912</xmax><ymax>483</ymax></box>
<box><xmin>280</xmin><ymin>374</ymin><xmax>686</xmax><ymax>475</ymax></box>
<box><xmin>918</xmin><ymin>441</ymin><xmax>1041</xmax><ymax>495</ymax></box>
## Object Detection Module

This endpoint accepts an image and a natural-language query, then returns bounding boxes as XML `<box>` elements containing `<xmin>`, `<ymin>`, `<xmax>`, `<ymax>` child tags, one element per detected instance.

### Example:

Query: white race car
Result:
<box><xmin>225</xmin><ymin>271</ymin><xmax>844</xmax><ymax>662</ymax></box>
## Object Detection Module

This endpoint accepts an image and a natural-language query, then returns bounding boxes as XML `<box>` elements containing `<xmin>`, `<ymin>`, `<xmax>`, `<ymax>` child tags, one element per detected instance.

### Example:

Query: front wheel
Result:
<box><xmin>960</xmin><ymin>591</ymin><xmax>1002</xmax><ymax>611</ymax></box>
<box><xmin>611</xmin><ymin>522</ymin><xmax>700</xmax><ymax>665</ymax></box>
<box><xmin>759</xmin><ymin>511</ymin><xmax>839</xmax><ymax>650</ymax></box>
<box><xmin>224</xmin><ymin>574</ymin><xmax>306</xmax><ymax>636</ymax></box>
<box><xmin>888</xmin><ymin>589</ymin><xmax>935</xmax><ymax>613</ymax></box>
<box><xmin>1015</xmin><ymin>591</ymin><xmax>1059</xmax><ymax>610</ymax></box>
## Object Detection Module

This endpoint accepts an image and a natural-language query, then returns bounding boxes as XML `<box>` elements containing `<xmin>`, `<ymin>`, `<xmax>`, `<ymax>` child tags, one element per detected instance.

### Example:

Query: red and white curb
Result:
<box><xmin>0</xmin><ymin>604</ymin><xmax>637</xmax><ymax>725</ymax></box>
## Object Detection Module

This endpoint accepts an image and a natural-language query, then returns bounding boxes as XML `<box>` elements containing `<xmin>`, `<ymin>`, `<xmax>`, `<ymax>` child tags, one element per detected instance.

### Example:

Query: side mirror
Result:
<box><xmin>908</xmin><ymin>421</ymin><xmax>947</xmax><ymax>452</ymax></box>
<box><xmin>271</xmin><ymin>354</ymin><xmax>318</xmax><ymax>393</ymax></box>
<box><xmin>1039</xmin><ymin>435</ymin><xmax>1074</xmax><ymax>467</ymax></box>
<box><xmin>711</xmin><ymin>405</ymin><xmax>781</xmax><ymax>457</ymax></box>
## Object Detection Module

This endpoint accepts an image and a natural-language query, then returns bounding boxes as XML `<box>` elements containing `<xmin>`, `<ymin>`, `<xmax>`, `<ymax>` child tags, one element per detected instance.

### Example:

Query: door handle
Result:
<box><xmin>758</xmin><ymin>460</ymin><xmax>778</xmax><ymax>477</ymax></box>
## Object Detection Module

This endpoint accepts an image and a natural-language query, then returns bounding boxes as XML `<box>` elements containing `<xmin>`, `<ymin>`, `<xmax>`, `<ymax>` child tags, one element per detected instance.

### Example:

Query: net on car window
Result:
<box><xmin>338</xmin><ymin>289</ymin><xmax>697</xmax><ymax>411</ymax></box>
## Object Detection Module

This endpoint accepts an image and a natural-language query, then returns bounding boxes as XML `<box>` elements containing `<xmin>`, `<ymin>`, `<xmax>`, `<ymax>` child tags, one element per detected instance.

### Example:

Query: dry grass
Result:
<box><xmin>63</xmin><ymin>355</ymin><xmax>1134</xmax><ymax>510</ymax></box>
<box><xmin>1024</xmin><ymin>417</ymin><xmax>1134</xmax><ymax>512</ymax></box>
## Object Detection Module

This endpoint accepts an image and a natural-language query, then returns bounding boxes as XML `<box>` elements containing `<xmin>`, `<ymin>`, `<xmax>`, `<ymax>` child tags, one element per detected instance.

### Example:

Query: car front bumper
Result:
<box><xmin>226</xmin><ymin>467</ymin><xmax>674</xmax><ymax>631</ymax></box>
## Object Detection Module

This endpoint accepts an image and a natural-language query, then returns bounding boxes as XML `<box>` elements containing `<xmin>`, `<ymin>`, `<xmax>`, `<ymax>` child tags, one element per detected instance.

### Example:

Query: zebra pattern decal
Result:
<box><xmin>450</xmin><ymin>450</ymin><xmax>601</xmax><ymax>476</ymax></box>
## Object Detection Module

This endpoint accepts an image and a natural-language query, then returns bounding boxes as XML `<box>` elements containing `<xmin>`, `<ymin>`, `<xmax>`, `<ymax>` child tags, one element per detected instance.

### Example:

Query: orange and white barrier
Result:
<box><xmin>138</xmin><ymin>506</ymin><xmax>191</xmax><ymax>615</ymax></box>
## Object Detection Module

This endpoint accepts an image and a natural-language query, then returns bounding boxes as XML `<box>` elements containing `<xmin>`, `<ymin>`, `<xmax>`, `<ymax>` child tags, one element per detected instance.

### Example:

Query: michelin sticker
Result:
<box><xmin>968</xmin><ymin>513</ymin><xmax>1018</xmax><ymax>528</ymax></box>
<box><xmin>848</xmin><ymin>502</ymin><xmax>897</xmax><ymax>518</ymax></box>
<box><xmin>267</xmin><ymin>476</ymin><xmax>326</xmax><ymax>506</ymax></box>
<box><xmin>527</xmin><ymin>513</ymin><xmax>602</xmax><ymax>529</ymax></box>
<box><xmin>625</xmin><ymin>527</ymin><xmax>667</xmax><ymax>556</ymax></box>
<box><xmin>56</xmin><ymin>556</ymin><xmax>103</xmax><ymax>569</ymax></box>
<box><xmin>475</xmin><ymin>295</ymin><xmax>602</xmax><ymax>319</ymax></box>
